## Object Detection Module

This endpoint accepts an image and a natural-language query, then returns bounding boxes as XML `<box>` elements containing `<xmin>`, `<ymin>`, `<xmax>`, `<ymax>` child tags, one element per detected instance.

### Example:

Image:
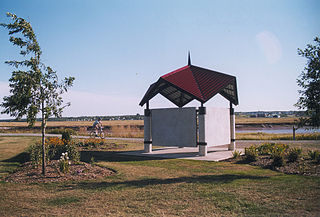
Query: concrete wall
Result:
<box><xmin>151</xmin><ymin>107</ymin><xmax>197</xmax><ymax>147</ymax></box>
<box><xmin>205</xmin><ymin>107</ymin><xmax>230</xmax><ymax>147</ymax></box>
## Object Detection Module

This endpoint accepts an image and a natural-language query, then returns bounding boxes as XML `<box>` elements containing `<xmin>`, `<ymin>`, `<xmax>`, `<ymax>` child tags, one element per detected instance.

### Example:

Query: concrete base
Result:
<box><xmin>199</xmin><ymin>145</ymin><xmax>207</xmax><ymax>156</ymax></box>
<box><xmin>121</xmin><ymin>146</ymin><xmax>244</xmax><ymax>162</ymax></box>
<box><xmin>144</xmin><ymin>143</ymin><xmax>152</xmax><ymax>153</ymax></box>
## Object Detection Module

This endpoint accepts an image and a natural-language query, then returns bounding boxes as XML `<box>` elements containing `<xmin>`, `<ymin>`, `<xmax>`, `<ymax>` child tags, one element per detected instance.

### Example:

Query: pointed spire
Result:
<box><xmin>188</xmin><ymin>51</ymin><xmax>191</xmax><ymax>66</ymax></box>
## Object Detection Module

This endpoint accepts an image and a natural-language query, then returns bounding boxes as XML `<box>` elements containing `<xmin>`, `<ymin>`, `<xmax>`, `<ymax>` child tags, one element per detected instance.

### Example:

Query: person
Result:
<box><xmin>93</xmin><ymin>117</ymin><xmax>102</xmax><ymax>136</ymax></box>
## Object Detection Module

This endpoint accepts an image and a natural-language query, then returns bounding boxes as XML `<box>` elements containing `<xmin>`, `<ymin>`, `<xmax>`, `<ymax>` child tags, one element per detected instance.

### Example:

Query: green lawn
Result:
<box><xmin>0</xmin><ymin>136</ymin><xmax>319</xmax><ymax>216</ymax></box>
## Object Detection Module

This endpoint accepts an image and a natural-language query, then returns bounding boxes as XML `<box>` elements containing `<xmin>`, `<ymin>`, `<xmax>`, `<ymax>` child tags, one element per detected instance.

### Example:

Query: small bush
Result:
<box><xmin>47</xmin><ymin>137</ymin><xmax>64</xmax><ymax>160</ymax></box>
<box><xmin>271</xmin><ymin>149</ymin><xmax>285</xmax><ymax>167</ymax></box>
<box><xmin>77</xmin><ymin>138</ymin><xmax>105</xmax><ymax>148</ymax></box>
<box><xmin>29</xmin><ymin>137</ymin><xmax>80</xmax><ymax>166</ymax></box>
<box><xmin>62</xmin><ymin>129</ymin><xmax>73</xmax><ymax>144</ymax></box>
<box><xmin>245</xmin><ymin>146</ymin><xmax>258</xmax><ymax>162</ymax></box>
<box><xmin>287</xmin><ymin>147</ymin><xmax>302</xmax><ymax>163</ymax></box>
<box><xmin>28</xmin><ymin>143</ymin><xmax>49</xmax><ymax>167</ymax></box>
<box><xmin>90</xmin><ymin>156</ymin><xmax>95</xmax><ymax>164</ymax></box>
<box><xmin>64</xmin><ymin>143</ymin><xmax>80</xmax><ymax>162</ymax></box>
<box><xmin>46</xmin><ymin>137</ymin><xmax>79</xmax><ymax>162</ymax></box>
<box><xmin>258</xmin><ymin>143</ymin><xmax>275</xmax><ymax>155</ymax></box>
<box><xmin>232</xmin><ymin>150</ymin><xmax>242</xmax><ymax>159</ymax></box>
<box><xmin>308</xmin><ymin>150</ymin><xmax>320</xmax><ymax>160</ymax></box>
<box><xmin>272</xmin><ymin>143</ymin><xmax>289</xmax><ymax>153</ymax></box>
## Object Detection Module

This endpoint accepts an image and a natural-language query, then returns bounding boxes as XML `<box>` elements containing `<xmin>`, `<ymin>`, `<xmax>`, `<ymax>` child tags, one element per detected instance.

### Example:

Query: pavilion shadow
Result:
<box><xmin>68</xmin><ymin>174</ymin><xmax>268</xmax><ymax>191</ymax></box>
<box><xmin>80</xmin><ymin>150</ymin><xmax>165</xmax><ymax>163</ymax></box>
<box><xmin>2</xmin><ymin>152</ymin><xmax>30</xmax><ymax>163</ymax></box>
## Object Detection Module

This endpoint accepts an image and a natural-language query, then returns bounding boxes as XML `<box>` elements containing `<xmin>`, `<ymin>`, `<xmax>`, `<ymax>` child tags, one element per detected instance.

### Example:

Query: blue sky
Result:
<box><xmin>0</xmin><ymin>0</ymin><xmax>319</xmax><ymax>118</ymax></box>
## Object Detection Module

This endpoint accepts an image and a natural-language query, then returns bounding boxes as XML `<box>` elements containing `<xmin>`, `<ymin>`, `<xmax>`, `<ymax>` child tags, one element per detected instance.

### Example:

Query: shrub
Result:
<box><xmin>272</xmin><ymin>143</ymin><xmax>289</xmax><ymax>153</ymax></box>
<box><xmin>271</xmin><ymin>149</ymin><xmax>285</xmax><ymax>167</ymax></box>
<box><xmin>308</xmin><ymin>150</ymin><xmax>319</xmax><ymax>160</ymax></box>
<box><xmin>77</xmin><ymin>138</ymin><xmax>105</xmax><ymax>148</ymax></box>
<box><xmin>46</xmin><ymin>137</ymin><xmax>64</xmax><ymax>160</ymax></box>
<box><xmin>90</xmin><ymin>156</ymin><xmax>95</xmax><ymax>164</ymax></box>
<box><xmin>232</xmin><ymin>150</ymin><xmax>242</xmax><ymax>159</ymax></box>
<box><xmin>257</xmin><ymin>143</ymin><xmax>289</xmax><ymax>156</ymax></box>
<box><xmin>245</xmin><ymin>146</ymin><xmax>258</xmax><ymax>162</ymax></box>
<box><xmin>29</xmin><ymin>137</ymin><xmax>80</xmax><ymax>166</ymax></box>
<box><xmin>287</xmin><ymin>147</ymin><xmax>302</xmax><ymax>163</ymax></box>
<box><xmin>258</xmin><ymin>143</ymin><xmax>275</xmax><ymax>155</ymax></box>
<box><xmin>62</xmin><ymin>129</ymin><xmax>73</xmax><ymax>144</ymax></box>
<box><xmin>28</xmin><ymin>143</ymin><xmax>49</xmax><ymax>167</ymax></box>
<box><xmin>46</xmin><ymin>137</ymin><xmax>79</xmax><ymax>162</ymax></box>
<box><xmin>64</xmin><ymin>142</ymin><xmax>80</xmax><ymax>162</ymax></box>
<box><xmin>308</xmin><ymin>150</ymin><xmax>320</xmax><ymax>163</ymax></box>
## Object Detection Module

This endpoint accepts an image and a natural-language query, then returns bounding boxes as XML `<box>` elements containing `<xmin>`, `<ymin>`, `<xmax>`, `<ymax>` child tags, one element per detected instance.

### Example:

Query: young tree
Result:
<box><xmin>296</xmin><ymin>36</ymin><xmax>320</xmax><ymax>128</ymax></box>
<box><xmin>1</xmin><ymin>12</ymin><xmax>75</xmax><ymax>175</ymax></box>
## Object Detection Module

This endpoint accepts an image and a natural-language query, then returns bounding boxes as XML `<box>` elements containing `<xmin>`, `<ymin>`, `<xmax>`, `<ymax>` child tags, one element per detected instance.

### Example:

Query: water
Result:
<box><xmin>236</xmin><ymin>128</ymin><xmax>320</xmax><ymax>134</ymax></box>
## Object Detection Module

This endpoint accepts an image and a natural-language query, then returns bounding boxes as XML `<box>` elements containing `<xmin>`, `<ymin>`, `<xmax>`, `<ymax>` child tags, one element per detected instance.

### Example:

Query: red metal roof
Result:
<box><xmin>140</xmin><ymin>64</ymin><xmax>238</xmax><ymax>107</ymax></box>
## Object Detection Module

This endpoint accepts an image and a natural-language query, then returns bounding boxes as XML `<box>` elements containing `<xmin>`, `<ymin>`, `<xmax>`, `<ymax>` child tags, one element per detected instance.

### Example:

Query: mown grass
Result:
<box><xmin>0</xmin><ymin>137</ymin><xmax>319</xmax><ymax>216</ymax></box>
<box><xmin>0</xmin><ymin>137</ymin><xmax>37</xmax><ymax>179</ymax></box>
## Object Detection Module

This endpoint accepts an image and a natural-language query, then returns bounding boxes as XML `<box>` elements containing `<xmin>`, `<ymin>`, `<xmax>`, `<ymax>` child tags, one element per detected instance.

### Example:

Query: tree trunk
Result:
<box><xmin>41</xmin><ymin>100</ymin><xmax>46</xmax><ymax>176</ymax></box>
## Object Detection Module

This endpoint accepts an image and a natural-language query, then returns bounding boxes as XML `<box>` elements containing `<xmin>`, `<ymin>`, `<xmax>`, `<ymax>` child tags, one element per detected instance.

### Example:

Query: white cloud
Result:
<box><xmin>256</xmin><ymin>31</ymin><xmax>282</xmax><ymax>64</ymax></box>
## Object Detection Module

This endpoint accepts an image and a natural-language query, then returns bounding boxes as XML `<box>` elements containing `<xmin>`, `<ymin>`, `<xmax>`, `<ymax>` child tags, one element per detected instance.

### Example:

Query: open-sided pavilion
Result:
<box><xmin>140</xmin><ymin>54</ymin><xmax>239</xmax><ymax>156</ymax></box>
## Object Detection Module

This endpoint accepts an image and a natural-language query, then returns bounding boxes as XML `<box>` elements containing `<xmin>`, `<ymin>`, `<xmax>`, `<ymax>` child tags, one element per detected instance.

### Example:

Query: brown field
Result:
<box><xmin>0</xmin><ymin>120</ymin><xmax>144</xmax><ymax>138</ymax></box>
<box><xmin>0</xmin><ymin>120</ymin><xmax>144</xmax><ymax>128</ymax></box>
<box><xmin>236</xmin><ymin>117</ymin><xmax>298</xmax><ymax>125</ymax></box>
<box><xmin>0</xmin><ymin>117</ymin><xmax>310</xmax><ymax>140</ymax></box>
<box><xmin>0</xmin><ymin>117</ymin><xmax>296</xmax><ymax>127</ymax></box>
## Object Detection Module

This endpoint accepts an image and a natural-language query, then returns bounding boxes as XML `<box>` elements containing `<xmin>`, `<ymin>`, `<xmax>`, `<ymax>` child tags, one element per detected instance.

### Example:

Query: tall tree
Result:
<box><xmin>1</xmin><ymin>12</ymin><xmax>75</xmax><ymax>175</ymax></box>
<box><xmin>296</xmin><ymin>36</ymin><xmax>320</xmax><ymax>128</ymax></box>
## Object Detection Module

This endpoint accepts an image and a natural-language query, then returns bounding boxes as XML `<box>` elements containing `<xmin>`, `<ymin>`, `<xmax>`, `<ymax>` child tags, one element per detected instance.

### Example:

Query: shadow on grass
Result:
<box><xmin>72</xmin><ymin>174</ymin><xmax>268</xmax><ymax>191</ymax></box>
<box><xmin>1</xmin><ymin>152</ymin><xmax>29</xmax><ymax>163</ymax></box>
<box><xmin>80</xmin><ymin>150</ymin><xmax>165</xmax><ymax>163</ymax></box>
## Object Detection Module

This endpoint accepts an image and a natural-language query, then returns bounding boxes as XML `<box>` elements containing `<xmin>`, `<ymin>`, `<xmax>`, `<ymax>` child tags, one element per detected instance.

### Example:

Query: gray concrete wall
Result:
<box><xmin>205</xmin><ymin>107</ymin><xmax>230</xmax><ymax>147</ymax></box>
<box><xmin>151</xmin><ymin>107</ymin><xmax>197</xmax><ymax>147</ymax></box>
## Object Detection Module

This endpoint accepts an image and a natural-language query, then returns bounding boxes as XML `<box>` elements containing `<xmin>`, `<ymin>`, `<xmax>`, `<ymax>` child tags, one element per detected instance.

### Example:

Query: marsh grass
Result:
<box><xmin>0</xmin><ymin>136</ymin><xmax>319</xmax><ymax>216</ymax></box>
<box><xmin>237</xmin><ymin>132</ymin><xmax>320</xmax><ymax>140</ymax></box>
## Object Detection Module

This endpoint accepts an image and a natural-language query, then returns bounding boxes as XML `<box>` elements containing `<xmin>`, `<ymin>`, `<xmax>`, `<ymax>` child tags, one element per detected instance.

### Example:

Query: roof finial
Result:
<box><xmin>188</xmin><ymin>51</ymin><xmax>191</xmax><ymax>66</ymax></box>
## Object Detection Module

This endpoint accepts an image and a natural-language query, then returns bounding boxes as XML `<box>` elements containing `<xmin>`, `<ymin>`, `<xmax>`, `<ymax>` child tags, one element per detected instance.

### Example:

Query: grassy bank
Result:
<box><xmin>0</xmin><ymin>136</ymin><xmax>320</xmax><ymax>216</ymax></box>
<box><xmin>237</xmin><ymin>132</ymin><xmax>320</xmax><ymax>140</ymax></box>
